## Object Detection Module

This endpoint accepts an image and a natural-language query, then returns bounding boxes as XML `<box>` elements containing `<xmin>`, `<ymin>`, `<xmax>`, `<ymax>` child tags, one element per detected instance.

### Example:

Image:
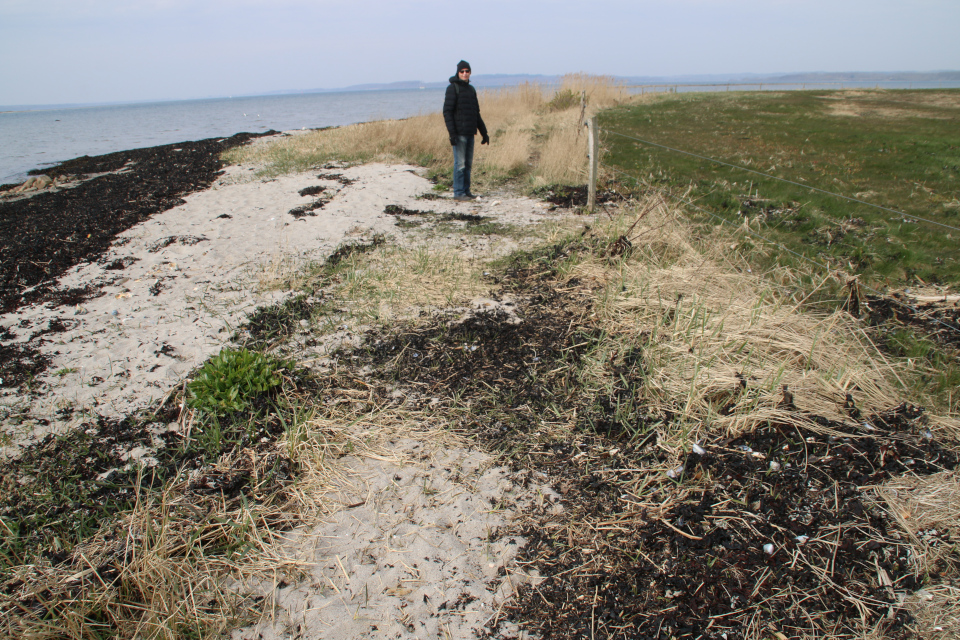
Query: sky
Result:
<box><xmin>1</xmin><ymin>0</ymin><xmax>958</xmax><ymax>106</ymax></box>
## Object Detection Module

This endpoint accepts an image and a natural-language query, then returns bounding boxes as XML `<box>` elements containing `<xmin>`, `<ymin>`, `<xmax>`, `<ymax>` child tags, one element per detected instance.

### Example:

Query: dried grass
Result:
<box><xmin>567</xmin><ymin>198</ymin><xmax>960</xmax><ymax>445</ymax></box>
<box><xmin>3</xmin><ymin>449</ymin><xmax>308</xmax><ymax>640</ymax></box>
<box><xmin>304</xmin><ymin>239</ymin><xmax>497</xmax><ymax>324</ymax></box>
<box><xmin>872</xmin><ymin>472</ymin><xmax>960</xmax><ymax>576</ymax></box>
<box><xmin>866</xmin><ymin>472</ymin><xmax>960</xmax><ymax>639</ymax></box>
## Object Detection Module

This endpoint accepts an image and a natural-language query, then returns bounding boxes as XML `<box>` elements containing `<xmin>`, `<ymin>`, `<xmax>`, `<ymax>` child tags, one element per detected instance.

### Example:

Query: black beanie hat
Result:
<box><xmin>457</xmin><ymin>60</ymin><xmax>471</xmax><ymax>73</ymax></box>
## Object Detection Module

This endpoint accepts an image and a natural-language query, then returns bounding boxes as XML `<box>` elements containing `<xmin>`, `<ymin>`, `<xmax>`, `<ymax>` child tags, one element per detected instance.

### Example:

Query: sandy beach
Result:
<box><xmin>0</xmin><ymin>140</ymin><xmax>560</xmax><ymax>446</ymax></box>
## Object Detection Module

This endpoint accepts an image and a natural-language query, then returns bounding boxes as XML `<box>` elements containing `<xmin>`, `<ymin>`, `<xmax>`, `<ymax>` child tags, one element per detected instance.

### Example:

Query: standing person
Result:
<box><xmin>443</xmin><ymin>60</ymin><xmax>489</xmax><ymax>202</ymax></box>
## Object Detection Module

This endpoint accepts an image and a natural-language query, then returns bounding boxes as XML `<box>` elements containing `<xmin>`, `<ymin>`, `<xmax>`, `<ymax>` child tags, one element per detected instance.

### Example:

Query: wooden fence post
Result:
<box><xmin>587</xmin><ymin>115</ymin><xmax>598</xmax><ymax>214</ymax></box>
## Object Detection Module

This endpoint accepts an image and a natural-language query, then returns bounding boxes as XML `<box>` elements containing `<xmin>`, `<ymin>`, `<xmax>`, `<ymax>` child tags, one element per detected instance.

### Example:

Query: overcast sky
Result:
<box><xmin>1</xmin><ymin>0</ymin><xmax>958</xmax><ymax>106</ymax></box>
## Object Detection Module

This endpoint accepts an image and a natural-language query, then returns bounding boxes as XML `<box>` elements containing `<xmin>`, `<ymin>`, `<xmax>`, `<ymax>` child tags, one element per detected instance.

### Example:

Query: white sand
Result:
<box><xmin>233</xmin><ymin>441</ymin><xmax>550</xmax><ymax>640</ymax></box>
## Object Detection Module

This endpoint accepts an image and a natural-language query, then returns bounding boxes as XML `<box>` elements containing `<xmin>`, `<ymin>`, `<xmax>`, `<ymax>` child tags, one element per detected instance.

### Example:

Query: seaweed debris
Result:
<box><xmin>0</xmin><ymin>132</ymin><xmax>273</xmax><ymax>314</ymax></box>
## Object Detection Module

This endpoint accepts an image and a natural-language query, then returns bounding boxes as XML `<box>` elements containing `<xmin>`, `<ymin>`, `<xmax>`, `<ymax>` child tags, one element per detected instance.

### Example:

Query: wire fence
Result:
<box><xmin>589</xmin><ymin>122</ymin><xmax>960</xmax><ymax>336</ymax></box>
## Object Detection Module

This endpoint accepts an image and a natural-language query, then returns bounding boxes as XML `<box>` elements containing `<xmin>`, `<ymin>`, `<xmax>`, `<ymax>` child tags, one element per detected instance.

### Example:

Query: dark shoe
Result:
<box><xmin>454</xmin><ymin>195</ymin><xmax>472</xmax><ymax>202</ymax></box>
<box><xmin>465</xmin><ymin>193</ymin><xmax>480</xmax><ymax>199</ymax></box>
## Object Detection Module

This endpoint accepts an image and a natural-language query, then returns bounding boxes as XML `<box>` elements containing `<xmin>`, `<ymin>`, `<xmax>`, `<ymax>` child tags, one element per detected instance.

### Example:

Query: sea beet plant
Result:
<box><xmin>187</xmin><ymin>348</ymin><xmax>290</xmax><ymax>416</ymax></box>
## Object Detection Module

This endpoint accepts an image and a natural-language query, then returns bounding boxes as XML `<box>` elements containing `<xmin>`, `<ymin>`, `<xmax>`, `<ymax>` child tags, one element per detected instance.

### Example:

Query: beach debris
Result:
<box><xmin>763</xmin><ymin>543</ymin><xmax>775</xmax><ymax>555</ymax></box>
<box><xmin>147</xmin><ymin>235</ymin><xmax>209</xmax><ymax>253</ymax></box>
<box><xmin>12</xmin><ymin>175</ymin><xmax>53</xmax><ymax>193</ymax></box>
<box><xmin>298</xmin><ymin>185</ymin><xmax>326</xmax><ymax>197</ymax></box>
<box><xmin>691</xmin><ymin>442</ymin><xmax>706</xmax><ymax>455</ymax></box>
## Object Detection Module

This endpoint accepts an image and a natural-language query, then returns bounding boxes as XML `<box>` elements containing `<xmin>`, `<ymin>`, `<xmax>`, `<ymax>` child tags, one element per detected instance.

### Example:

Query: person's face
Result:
<box><xmin>458</xmin><ymin>68</ymin><xmax>471</xmax><ymax>81</ymax></box>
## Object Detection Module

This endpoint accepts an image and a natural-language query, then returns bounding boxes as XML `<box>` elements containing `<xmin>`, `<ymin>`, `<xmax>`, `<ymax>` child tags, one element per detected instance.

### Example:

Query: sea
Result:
<box><xmin>0</xmin><ymin>88</ymin><xmax>448</xmax><ymax>184</ymax></box>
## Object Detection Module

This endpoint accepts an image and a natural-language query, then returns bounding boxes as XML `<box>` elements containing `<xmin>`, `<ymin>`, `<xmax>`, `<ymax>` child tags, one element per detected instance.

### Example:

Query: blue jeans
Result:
<box><xmin>452</xmin><ymin>135</ymin><xmax>474</xmax><ymax>197</ymax></box>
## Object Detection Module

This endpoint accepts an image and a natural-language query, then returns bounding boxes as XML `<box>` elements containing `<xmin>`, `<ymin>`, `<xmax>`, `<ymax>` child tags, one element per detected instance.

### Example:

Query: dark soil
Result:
<box><xmin>0</xmin><ymin>132</ymin><xmax>274</xmax><ymax>314</ymax></box>
<box><xmin>534</xmin><ymin>184</ymin><xmax>626</xmax><ymax>209</ymax></box>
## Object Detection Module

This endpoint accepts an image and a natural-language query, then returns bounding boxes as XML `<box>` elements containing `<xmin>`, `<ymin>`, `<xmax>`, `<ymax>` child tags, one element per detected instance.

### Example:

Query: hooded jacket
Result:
<box><xmin>443</xmin><ymin>76</ymin><xmax>488</xmax><ymax>138</ymax></box>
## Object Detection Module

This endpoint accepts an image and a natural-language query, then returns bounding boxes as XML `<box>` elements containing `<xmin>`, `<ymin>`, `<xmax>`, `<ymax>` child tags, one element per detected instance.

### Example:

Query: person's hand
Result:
<box><xmin>481</xmin><ymin>134</ymin><xmax>490</xmax><ymax>145</ymax></box>
<box><xmin>450</xmin><ymin>135</ymin><xmax>458</xmax><ymax>146</ymax></box>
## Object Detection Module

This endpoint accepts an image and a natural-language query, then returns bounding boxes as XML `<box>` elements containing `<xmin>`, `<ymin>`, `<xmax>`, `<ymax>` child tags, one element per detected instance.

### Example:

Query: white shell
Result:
<box><xmin>763</xmin><ymin>543</ymin><xmax>775</xmax><ymax>555</ymax></box>
<box><xmin>692</xmin><ymin>443</ymin><xmax>706</xmax><ymax>455</ymax></box>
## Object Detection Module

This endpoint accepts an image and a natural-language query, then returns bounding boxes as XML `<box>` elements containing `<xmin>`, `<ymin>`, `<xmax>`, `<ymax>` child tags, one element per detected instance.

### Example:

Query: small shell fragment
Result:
<box><xmin>763</xmin><ymin>543</ymin><xmax>775</xmax><ymax>555</ymax></box>
<box><xmin>795</xmin><ymin>535</ymin><xmax>809</xmax><ymax>544</ymax></box>
<box><xmin>769</xmin><ymin>460</ymin><xmax>781</xmax><ymax>472</ymax></box>
<box><xmin>692</xmin><ymin>443</ymin><xmax>706</xmax><ymax>455</ymax></box>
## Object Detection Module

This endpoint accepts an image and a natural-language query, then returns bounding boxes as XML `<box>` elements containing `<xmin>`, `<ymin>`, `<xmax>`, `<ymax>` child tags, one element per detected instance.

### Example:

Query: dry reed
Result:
<box><xmin>222</xmin><ymin>74</ymin><xmax>631</xmax><ymax>188</ymax></box>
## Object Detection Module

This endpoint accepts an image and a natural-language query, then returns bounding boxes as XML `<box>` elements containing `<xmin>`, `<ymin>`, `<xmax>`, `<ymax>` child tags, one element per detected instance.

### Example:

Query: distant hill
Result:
<box><xmin>5</xmin><ymin>71</ymin><xmax>959</xmax><ymax>111</ymax></box>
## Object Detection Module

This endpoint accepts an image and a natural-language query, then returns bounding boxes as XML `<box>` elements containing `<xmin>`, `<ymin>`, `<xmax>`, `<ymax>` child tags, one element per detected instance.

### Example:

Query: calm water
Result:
<box><xmin>0</xmin><ymin>89</ymin><xmax>448</xmax><ymax>184</ymax></box>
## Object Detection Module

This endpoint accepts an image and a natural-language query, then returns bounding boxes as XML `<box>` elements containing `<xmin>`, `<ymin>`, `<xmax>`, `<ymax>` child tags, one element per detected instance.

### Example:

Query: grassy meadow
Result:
<box><xmin>599</xmin><ymin>89</ymin><xmax>960</xmax><ymax>287</ymax></box>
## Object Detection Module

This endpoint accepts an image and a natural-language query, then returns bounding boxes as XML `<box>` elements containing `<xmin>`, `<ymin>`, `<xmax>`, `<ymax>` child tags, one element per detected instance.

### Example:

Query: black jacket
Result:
<box><xmin>443</xmin><ymin>76</ymin><xmax>488</xmax><ymax>138</ymax></box>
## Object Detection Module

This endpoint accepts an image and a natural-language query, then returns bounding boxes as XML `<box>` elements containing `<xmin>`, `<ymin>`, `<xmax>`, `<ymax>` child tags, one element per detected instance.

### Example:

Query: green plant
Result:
<box><xmin>186</xmin><ymin>348</ymin><xmax>290</xmax><ymax>416</ymax></box>
<box><xmin>546</xmin><ymin>88</ymin><xmax>580</xmax><ymax>112</ymax></box>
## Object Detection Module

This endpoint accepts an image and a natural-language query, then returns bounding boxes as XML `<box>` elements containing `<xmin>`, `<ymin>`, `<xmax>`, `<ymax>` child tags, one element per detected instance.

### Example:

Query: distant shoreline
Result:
<box><xmin>5</xmin><ymin>70</ymin><xmax>959</xmax><ymax>113</ymax></box>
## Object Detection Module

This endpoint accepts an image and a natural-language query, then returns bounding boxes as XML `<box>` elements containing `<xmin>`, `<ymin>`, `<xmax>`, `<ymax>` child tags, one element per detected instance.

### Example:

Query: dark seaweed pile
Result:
<box><xmin>534</xmin><ymin>184</ymin><xmax>625</xmax><ymax>209</ymax></box>
<box><xmin>507</xmin><ymin>409</ymin><xmax>955</xmax><ymax>640</ymax></box>
<box><xmin>384</xmin><ymin>204</ymin><xmax>432</xmax><ymax>216</ymax></box>
<box><xmin>0</xmin><ymin>132</ymin><xmax>274</xmax><ymax>314</ymax></box>
<box><xmin>0</xmin><ymin>368</ymin><xmax>305</xmax><ymax>573</ymax></box>
<box><xmin>867</xmin><ymin>295</ymin><xmax>960</xmax><ymax>349</ymax></box>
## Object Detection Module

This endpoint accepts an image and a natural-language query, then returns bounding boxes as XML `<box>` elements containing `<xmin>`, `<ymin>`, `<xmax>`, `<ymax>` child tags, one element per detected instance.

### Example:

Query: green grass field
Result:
<box><xmin>600</xmin><ymin>89</ymin><xmax>960</xmax><ymax>287</ymax></box>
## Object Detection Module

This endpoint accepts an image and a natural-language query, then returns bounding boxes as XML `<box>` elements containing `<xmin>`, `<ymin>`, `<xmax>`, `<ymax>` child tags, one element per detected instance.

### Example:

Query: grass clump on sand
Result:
<box><xmin>222</xmin><ymin>74</ymin><xmax>630</xmax><ymax>192</ymax></box>
<box><xmin>599</xmin><ymin>89</ymin><xmax>960</xmax><ymax>288</ymax></box>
